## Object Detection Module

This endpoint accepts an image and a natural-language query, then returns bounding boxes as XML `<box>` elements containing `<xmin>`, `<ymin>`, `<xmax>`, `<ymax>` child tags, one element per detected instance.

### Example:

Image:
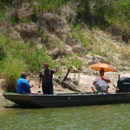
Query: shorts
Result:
<box><xmin>95</xmin><ymin>84</ymin><xmax>108</xmax><ymax>92</ymax></box>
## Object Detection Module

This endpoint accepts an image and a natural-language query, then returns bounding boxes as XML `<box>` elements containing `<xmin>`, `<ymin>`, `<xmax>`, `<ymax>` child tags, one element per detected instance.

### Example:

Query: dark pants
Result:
<box><xmin>50</xmin><ymin>85</ymin><xmax>53</xmax><ymax>94</ymax></box>
<box><xmin>42</xmin><ymin>85</ymin><xmax>53</xmax><ymax>94</ymax></box>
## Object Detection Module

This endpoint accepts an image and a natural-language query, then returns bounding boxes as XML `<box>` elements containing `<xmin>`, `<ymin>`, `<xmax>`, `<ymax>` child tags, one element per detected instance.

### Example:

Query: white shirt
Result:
<box><xmin>94</xmin><ymin>76</ymin><xmax>110</xmax><ymax>87</ymax></box>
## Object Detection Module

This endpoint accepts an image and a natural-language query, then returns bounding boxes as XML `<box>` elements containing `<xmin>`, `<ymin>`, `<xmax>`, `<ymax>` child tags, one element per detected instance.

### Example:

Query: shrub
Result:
<box><xmin>63</xmin><ymin>54</ymin><xmax>83</xmax><ymax>70</ymax></box>
<box><xmin>1</xmin><ymin>57</ymin><xmax>27</xmax><ymax>92</ymax></box>
<box><xmin>0</xmin><ymin>44</ymin><xmax>6</xmax><ymax>61</ymax></box>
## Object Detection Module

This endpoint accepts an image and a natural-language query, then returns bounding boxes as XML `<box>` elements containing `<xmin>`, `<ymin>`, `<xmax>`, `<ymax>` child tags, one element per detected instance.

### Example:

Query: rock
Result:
<box><xmin>50</xmin><ymin>45</ymin><xmax>72</xmax><ymax>59</ymax></box>
<box><xmin>40</xmin><ymin>13</ymin><xmax>76</xmax><ymax>46</ymax></box>
<box><xmin>63</xmin><ymin>45</ymin><xmax>73</xmax><ymax>55</ymax></box>
<box><xmin>19</xmin><ymin>23</ymin><xmax>38</xmax><ymax>46</ymax></box>
<box><xmin>17</xmin><ymin>3</ymin><xmax>33</xmax><ymax>22</ymax></box>
<box><xmin>8</xmin><ymin>30</ymin><xmax>21</xmax><ymax>40</ymax></box>
<box><xmin>51</xmin><ymin>48</ymin><xmax>60</xmax><ymax>59</ymax></box>
<box><xmin>85</xmin><ymin>54</ymin><xmax>111</xmax><ymax>65</ymax></box>
<box><xmin>60</xmin><ymin>3</ymin><xmax>77</xmax><ymax>24</ymax></box>
<box><xmin>72</xmin><ymin>44</ymin><xmax>84</xmax><ymax>54</ymax></box>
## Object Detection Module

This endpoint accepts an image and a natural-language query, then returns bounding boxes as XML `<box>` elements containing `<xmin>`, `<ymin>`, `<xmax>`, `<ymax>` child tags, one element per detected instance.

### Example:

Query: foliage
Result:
<box><xmin>0</xmin><ymin>0</ymin><xmax>130</xmax><ymax>90</ymax></box>
<box><xmin>77</xmin><ymin>0</ymin><xmax>130</xmax><ymax>30</ymax></box>
<box><xmin>70</xmin><ymin>24</ymin><xmax>90</xmax><ymax>47</ymax></box>
<box><xmin>0</xmin><ymin>9</ymin><xmax>6</xmax><ymax>20</ymax></box>
<box><xmin>36</xmin><ymin>0</ymin><xmax>67</xmax><ymax>13</ymax></box>
<box><xmin>0</xmin><ymin>57</ymin><xmax>27</xmax><ymax>92</ymax></box>
<box><xmin>62</xmin><ymin>54</ymin><xmax>83</xmax><ymax>70</ymax></box>
<box><xmin>0</xmin><ymin>44</ymin><xmax>6</xmax><ymax>61</ymax></box>
<box><xmin>10</xmin><ymin>14</ymin><xmax>17</xmax><ymax>25</ymax></box>
<box><xmin>0</xmin><ymin>33</ymin><xmax>62</xmax><ymax>75</ymax></box>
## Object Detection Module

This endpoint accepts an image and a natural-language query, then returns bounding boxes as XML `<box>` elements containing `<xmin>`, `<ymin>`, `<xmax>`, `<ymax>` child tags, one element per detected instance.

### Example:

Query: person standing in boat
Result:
<box><xmin>39</xmin><ymin>62</ymin><xmax>58</xmax><ymax>94</ymax></box>
<box><xmin>91</xmin><ymin>68</ymin><xmax>111</xmax><ymax>93</ymax></box>
<box><xmin>17</xmin><ymin>72</ymin><xmax>34</xmax><ymax>94</ymax></box>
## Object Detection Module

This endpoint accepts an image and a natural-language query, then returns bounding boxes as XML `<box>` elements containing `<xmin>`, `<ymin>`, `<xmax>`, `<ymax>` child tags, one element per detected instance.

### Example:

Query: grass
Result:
<box><xmin>62</xmin><ymin>54</ymin><xmax>83</xmax><ymax>70</ymax></box>
<box><xmin>0</xmin><ymin>9</ymin><xmax>6</xmax><ymax>20</ymax></box>
<box><xmin>0</xmin><ymin>0</ymin><xmax>130</xmax><ymax>92</ymax></box>
<box><xmin>35</xmin><ymin>0</ymin><xmax>67</xmax><ymax>13</ymax></box>
<box><xmin>70</xmin><ymin>24</ymin><xmax>89</xmax><ymax>45</ymax></box>
<box><xmin>0</xmin><ymin>57</ymin><xmax>28</xmax><ymax>92</ymax></box>
<box><xmin>0</xmin><ymin>33</ymin><xmax>62</xmax><ymax>92</ymax></box>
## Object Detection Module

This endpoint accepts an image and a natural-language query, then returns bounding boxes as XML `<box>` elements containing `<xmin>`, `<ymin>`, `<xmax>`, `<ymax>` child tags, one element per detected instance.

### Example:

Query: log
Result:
<box><xmin>54</xmin><ymin>76</ymin><xmax>80</xmax><ymax>92</ymax></box>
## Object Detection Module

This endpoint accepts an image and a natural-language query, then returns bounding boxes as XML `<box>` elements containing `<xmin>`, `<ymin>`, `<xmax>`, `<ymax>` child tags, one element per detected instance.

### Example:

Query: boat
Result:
<box><xmin>3</xmin><ymin>92</ymin><xmax>130</xmax><ymax>108</ymax></box>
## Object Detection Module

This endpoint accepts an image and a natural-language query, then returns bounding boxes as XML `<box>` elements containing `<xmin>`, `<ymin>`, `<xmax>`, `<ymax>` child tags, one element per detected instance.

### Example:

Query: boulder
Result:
<box><xmin>50</xmin><ymin>45</ymin><xmax>73</xmax><ymax>59</ymax></box>
<box><xmin>51</xmin><ymin>48</ymin><xmax>60</xmax><ymax>59</ymax></box>
<box><xmin>40</xmin><ymin>13</ymin><xmax>76</xmax><ymax>46</ymax></box>
<box><xmin>72</xmin><ymin>44</ymin><xmax>84</xmax><ymax>54</ymax></box>
<box><xmin>18</xmin><ymin>23</ymin><xmax>38</xmax><ymax>46</ymax></box>
<box><xmin>85</xmin><ymin>54</ymin><xmax>111</xmax><ymax>65</ymax></box>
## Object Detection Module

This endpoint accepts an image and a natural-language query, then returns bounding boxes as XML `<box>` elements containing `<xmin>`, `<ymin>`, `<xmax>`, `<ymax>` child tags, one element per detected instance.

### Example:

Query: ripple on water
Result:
<box><xmin>1</xmin><ymin>104</ymin><xmax>130</xmax><ymax>130</ymax></box>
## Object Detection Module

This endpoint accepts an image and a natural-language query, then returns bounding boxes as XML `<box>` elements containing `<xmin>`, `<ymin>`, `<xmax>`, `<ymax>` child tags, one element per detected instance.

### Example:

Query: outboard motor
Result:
<box><xmin>117</xmin><ymin>77</ymin><xmax>130</xmax><ymax>92</ymax></box>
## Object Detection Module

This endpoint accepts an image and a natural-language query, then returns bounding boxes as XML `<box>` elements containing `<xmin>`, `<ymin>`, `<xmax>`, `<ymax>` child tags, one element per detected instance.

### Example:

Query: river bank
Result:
<box><xmin>0</xmin><ymin>71</ymin><xmax>130</xmax><ymax>107</ymax></box>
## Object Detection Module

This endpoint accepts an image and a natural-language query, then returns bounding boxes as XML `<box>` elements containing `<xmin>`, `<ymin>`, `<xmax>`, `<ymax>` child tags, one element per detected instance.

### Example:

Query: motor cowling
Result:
<box><xmin>117</xmin><ymin>77</ymin><xmax>130</xmax><ymax>92</ymax></box>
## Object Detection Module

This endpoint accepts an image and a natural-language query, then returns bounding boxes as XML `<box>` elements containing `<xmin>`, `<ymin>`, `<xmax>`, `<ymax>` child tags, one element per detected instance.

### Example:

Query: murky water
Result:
<box><xmin>0</xmin><ymin>104</ymin><xmax>130</xmax><ymax>130</ymax></box>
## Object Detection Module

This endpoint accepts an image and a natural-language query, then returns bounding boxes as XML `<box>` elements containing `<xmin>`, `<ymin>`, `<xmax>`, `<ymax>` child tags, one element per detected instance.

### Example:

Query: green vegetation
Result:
<box><xmin>1</xmin><ymin>57</ymin><xmax>27</xmax><ymax>92</ymax></box>
<box><xmin>70</xmin><ymin>24</ymin><xmax>89</xmax><ymax>47</ymax></box>
<box><xmin>0</xmin><ymin>0</ymin><xmax>130</xmax><ymax>92</ymax></box>
<box><xmin>0</xmin><ymin>34</ymin><xmax>61</xmax><ymax>92</ymax></box>
<box><xmin>0</xmin><ymin>34</ymin><xmax>59</xmax><ymax>73</ymax></box>
<box><xmin>62</xmin><ymin>54</ymin><xmax>83</xmax><ymax>70</ymax></box>
<box><xmin>77</xmin><ymin>0</ymin><xmax>130</xmax><ymax>28</ymax></box>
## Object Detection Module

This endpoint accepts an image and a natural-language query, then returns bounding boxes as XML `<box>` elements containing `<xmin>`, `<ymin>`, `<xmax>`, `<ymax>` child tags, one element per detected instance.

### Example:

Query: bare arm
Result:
<box><xmin>93</xmin><ymin>81</ymin><xmax>97</xmax><ymax>86</ymax></box>
<box><xmin>29</xmin><ymin>84</ymin><xmax>34</xmax><ymax>89</ymax></box>
<box><xmin>101</xmin><ymin>76</ymin><xmax>111</xmax><ymax>83</ymax></box>
<box><xmin>39</xmin><ymin>77</ymin><xmax>41</xmax><ymax>88</ymax></box>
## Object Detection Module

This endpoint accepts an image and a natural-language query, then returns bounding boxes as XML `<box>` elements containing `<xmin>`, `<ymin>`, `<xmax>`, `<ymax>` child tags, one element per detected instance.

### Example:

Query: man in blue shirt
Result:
<box><xmin>17</xmin><ymin>72</ymin><xmax>33</xmax><ymax>94</ymax></box>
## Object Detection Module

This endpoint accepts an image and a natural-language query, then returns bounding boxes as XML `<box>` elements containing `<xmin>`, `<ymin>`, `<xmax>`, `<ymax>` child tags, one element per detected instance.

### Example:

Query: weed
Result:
<box><xmin>1</xmin><ymin>57</ymin><xmax>28</xmax><ymax>92</ymax></box>
<box><xmin>62</xmin><ymin>54</ymin><xmax>83</xmax><ymax>70</ymax></box>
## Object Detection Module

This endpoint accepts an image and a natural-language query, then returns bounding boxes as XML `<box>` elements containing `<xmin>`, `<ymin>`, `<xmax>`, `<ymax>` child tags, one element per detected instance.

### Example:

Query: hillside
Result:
<box><xmin>0</xmin><ymin>0</ymin><xmax>130</xmax><ymax>93</ymax></box>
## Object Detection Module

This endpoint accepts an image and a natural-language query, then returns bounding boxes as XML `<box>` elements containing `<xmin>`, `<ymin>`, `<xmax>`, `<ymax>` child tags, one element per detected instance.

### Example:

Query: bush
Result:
<box><xmin>0</xmin><ymin>44</ymin><xmax>6</xmax><ymax>61</ymax></box>
<box><xmin>1</xmin><ymin>57</ymin><xmax>27</xmax><ymax>92</ymax></box>
<box><xmin>63</xmin><ymin>54</ymin><xmax>83</xmax><ymax>70</ymax></box>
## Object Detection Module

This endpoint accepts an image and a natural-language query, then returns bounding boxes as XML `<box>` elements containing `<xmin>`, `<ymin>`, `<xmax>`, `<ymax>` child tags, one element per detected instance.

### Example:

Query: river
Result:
<box><xmin>0</xmin><ymin>104</ymin><xmax>130</xmax><ymax>130</ymax></box>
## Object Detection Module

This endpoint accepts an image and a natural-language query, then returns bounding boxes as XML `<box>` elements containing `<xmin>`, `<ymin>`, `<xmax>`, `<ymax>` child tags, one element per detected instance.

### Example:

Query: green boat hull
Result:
<box><xmin>3</xmin><ymin>92</ymin><xmax>130</xmax><ymax>108</ymax></box>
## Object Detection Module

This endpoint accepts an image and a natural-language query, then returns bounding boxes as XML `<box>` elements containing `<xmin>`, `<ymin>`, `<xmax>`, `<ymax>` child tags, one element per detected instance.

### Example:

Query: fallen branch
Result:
<box><xmin>54</xmin><ymin>76</ymin><xmax>80</xmax><ymax>92</ymax></box>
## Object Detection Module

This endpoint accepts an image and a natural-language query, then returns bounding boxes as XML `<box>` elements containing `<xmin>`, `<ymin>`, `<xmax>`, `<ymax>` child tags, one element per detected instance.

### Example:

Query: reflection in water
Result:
<box><xmin>0</xmin><ymin>104</ymin><xmax>130</xmax><ymax>130</ymax></box>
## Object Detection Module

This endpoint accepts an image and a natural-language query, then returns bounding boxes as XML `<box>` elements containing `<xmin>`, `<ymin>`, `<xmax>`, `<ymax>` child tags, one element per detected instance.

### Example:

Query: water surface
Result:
<box><xmin>0</xmin><ymin>104</ymin><xmax>130</xmax><ymax>130</ymax></box>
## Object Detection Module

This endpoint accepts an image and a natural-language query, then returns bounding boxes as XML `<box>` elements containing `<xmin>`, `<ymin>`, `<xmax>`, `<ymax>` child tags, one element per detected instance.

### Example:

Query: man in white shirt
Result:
<box><xmin>91</xmin><ymin>69</ymin><xmax>111</xmax><ymax>93</ymax></box>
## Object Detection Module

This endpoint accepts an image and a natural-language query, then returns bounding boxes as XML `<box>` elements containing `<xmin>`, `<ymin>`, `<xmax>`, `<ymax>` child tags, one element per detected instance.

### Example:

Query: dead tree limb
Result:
<box><xmin>54</xmin><ymin>76</ymin><xmax>80</xmax><ymax>92</ymax></box>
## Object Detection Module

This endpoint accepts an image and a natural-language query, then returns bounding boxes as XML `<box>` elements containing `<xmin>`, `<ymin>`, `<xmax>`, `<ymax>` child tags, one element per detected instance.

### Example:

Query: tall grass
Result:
<box><xmin>70</xmin><ymin>24</ymin><xmax>90</xmax><ymax>48</ymax></box>
<box><xmin>32</xmin><ymin>0</ymin><xmax>67</xmax><ymax>13</ymax></box>
<box><xmin>0</xmin><ymin>33</ymin><xmax>62</xmax><ymax>74</ymax></box>
<box><xmin>77</xmin><ymin>0</ymin><xmax>130</xmax><ymax>30</ymax></box>
<box><xmin>0</xmin><ymin>57</ymin><xmax>27</xmax><ymax>92</ymax></box>
<box><xmin>62</xmin><ymin>54</ymin><xmax>83</xmax><ymax>70</ymax></box>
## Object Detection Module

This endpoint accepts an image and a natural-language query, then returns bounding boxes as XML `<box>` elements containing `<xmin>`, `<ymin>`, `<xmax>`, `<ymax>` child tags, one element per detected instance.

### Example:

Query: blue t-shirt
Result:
<box><xmin>17</xmin><ymin>78</ymin><xmax>31</xmax><ymax>93</ymax></box>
